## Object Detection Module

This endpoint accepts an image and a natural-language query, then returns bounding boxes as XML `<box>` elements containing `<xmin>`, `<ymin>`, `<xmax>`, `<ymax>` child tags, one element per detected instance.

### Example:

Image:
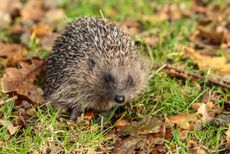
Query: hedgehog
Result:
<box><xmin>44</xmin><ymin>17</ymin><xmax>150</xmax><ymax>120</ymax></box>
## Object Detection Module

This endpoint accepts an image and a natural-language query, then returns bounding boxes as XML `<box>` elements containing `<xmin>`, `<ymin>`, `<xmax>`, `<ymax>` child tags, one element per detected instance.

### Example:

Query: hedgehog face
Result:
<box><xmin>101</xmin><ymin>72</ymin><xmax>134</xmax><ymax>105</ymax></box>
<box><xmin>87</xmin><ymin>57</ymin><xmax>149</xmax><ymax>109</ymax></box>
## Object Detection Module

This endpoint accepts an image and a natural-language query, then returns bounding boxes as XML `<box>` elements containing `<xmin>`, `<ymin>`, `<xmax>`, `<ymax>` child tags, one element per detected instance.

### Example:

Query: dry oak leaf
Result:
<box><xmin>1</xmin><ymin>59</ymin><xmax>44</xmax><ymax>103</ymax></box>
<box><xmin>183</xmin><ymin>46</ymin><xmax>230</xmax><ymax>75</ymax></box>
<box><xmin>0</xmin><ymin>119</ymin><xmax>19</xmax><ymax>135</ymax></box>
<box><xmin>0</xmin><ymin>42</ymin><xmax>28</xmax><ymax>66</ymax></box>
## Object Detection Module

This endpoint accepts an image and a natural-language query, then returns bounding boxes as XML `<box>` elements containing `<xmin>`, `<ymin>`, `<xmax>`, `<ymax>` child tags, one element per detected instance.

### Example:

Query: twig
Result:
<box><xmin>154</xmin><ymin>64</ymin><xmax>230</xmax><ymax>90</ymax></box>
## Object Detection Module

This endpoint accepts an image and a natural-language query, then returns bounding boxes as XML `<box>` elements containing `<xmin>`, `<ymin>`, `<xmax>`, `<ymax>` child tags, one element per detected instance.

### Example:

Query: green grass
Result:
<box><xmin>0</xmin><ymin>102</ymin><xmax>114</xmax><ymax>153</ymax></box>
<box><xmin>0</xmin><ymin>0</ymin><xmax>229</xmax><ymax>153</ymax></box>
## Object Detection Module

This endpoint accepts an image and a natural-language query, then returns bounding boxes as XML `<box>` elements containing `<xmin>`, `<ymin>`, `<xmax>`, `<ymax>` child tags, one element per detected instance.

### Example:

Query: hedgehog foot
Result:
<box><xmin>69</xmin><ymin>107</ymin><xmax>82</xmax><ymax>121</ymax></box>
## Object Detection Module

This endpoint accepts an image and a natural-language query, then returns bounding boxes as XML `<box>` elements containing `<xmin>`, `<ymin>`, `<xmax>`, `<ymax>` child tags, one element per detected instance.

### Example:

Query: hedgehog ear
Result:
<box><xmin>88</xmin><ymin>58</ymin><xmax>96</xmax><ymax>70</ymax></box>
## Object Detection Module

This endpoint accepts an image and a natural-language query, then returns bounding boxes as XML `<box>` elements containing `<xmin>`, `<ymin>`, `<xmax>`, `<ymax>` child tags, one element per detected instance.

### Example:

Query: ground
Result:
<box><xmin>0</xmin><ymin>0</ymin><xmax>230</xmax><ymax>153</ymax></box>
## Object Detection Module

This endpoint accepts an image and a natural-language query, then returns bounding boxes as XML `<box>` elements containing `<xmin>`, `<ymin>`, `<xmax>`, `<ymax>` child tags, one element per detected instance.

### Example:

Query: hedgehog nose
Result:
<box><xmin>115</xmin><ymin>95</ymin><xmax>125</xmax><ymax>103</ymax></box>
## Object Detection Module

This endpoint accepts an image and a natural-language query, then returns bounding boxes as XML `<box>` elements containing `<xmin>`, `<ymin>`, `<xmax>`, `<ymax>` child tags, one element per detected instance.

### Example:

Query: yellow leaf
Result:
<box><xmin>183</xmin><ymin>46</ymin><xmax>230</xmax><ymax>75</ymax></box>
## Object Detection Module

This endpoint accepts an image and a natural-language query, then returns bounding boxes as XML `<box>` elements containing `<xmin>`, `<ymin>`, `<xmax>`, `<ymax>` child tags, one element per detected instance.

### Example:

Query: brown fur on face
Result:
<box><xmin>79</xmin><ymin>56</ymin><xmax>149</xmax><ymax>111</ymax></box>
<box><xmin>44</xmin><ymin>17</ymin><xmax>150</xmax><ymax>120</ymax></box>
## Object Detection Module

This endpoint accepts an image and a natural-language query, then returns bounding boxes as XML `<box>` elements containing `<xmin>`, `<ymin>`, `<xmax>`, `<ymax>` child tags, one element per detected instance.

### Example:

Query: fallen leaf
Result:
<box><xmin>0</xmin><ymin>0</ymin><xmax>22</xmax><ymax>28</ymax></box>
<box><xmin>0</xmin><ymin>11</ymin><xmax>11</xmax><ymax>29</ymax></box>
<box><xmin>206</xmin><ymin>101</ymin><xmax>214</xmax><ymax>109</ymax></box>
<box><xmin>84</xmin><ymin>111</ymin><xmax>94</xmax><ymax>121</ymax></box>
<box><xmin>32</xmin><ymin>23</ymin><xmax>51</xmax><ymax>37</ymax></box>
<box><xmin>44</xmin><ymin>0</ymin><xmax>60</xmax><ymax>9</ymax></box>
<box><xmin>180</xmin><ymin>130</ymin><xmax>189</xmax><ymax>141</ymax></box>
<box><xmin>0</xmin><ymin>42</ymin><xmax>28</xmax><ymax>66</ymax></box>
<box><xmin>26</xmin><ymin>108</ymin><xmax>35</xmax><ymax>116</ymax></box>
<box><xmin>192</xmin><ymin>103</ymin><xmax>202</xmax><ymax>109</ymax></box>
<box><xmin>198</xmin><ymin>26</ymin><xmax>225</xmax><ymax>44</ymax></box>
<box><xmin>183</xmin><ymin>46</ymin><xmax>230</xmax><ymax>75</ymax></box>
<box><xmin>0</xmin><ymin>0</ymin><xmax>22</xmax><ymax>15</ymax></box>
<box><xmin>142</xmin><ymin>34</ymin><xmax>159</xmax><ymax>47</ymax></box>
<box><xmin>44</xmin><ymin>9</ymin><xmax>65</xmax><ymax>25</ymax></box>
<box><xmin>197</xmin><ymin>104</ymin><xmax>214</xmax><ymax>123</ymax></box>
<box><xmin>0</xmin><ymin>119</ymin><xmax>19</xmax><ymax>135</ymax></box>
<box><xmin>167</xmin><ymin>113</ymin><xmax>197</xmax><ymax>130</ymax></box>
<box><xmin>1</xmin><ymin>59</ymin><xmax>44</xmax><ymax>103</ymax></box>
<box><xmin>115</xmin><ymin>119</ymin><xmax>130</xmax><ymax>129</ymax></box>
<box><xmin>21</xmin><ymin>0</ymin><xmax>45</xmax><ymax>22</ymax></box>
<box><xmin>119</xmin><ymin>117</ymin><xmax>162</xmax><ymax>136</ymax></box>
<box><xmin>0</xmin><ymin>99</ymin><xmax>4</xmax><ymax>105</ymax></box>
<box><xmin>117</xmin><ymin>19</ymin><xmax>143</xmax><ymax>36</ymax></box>
<box><xmin>191</xmin><ymin>146</ymin><xmax>207</xmax><ymax>154</ymax></box>
<box><xmin>112</xmin><ymin>136</ymin><xmax>148</xmax><ymax>154</ymax></box>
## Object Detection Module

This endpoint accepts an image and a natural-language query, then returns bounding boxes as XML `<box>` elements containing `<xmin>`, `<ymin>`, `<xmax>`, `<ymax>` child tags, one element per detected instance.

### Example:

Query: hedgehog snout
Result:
<box><xmin>114</xmin><ymin>95</ymin><xmax>125</xmax><ymax>103</ymax></box>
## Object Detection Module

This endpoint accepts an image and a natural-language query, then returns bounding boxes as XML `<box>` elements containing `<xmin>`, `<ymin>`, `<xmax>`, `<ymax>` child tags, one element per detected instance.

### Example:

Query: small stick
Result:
<box><xmin>154</xmin><ymin>64</ymin><xmax>230</xmax><ymax>90</ymax></box>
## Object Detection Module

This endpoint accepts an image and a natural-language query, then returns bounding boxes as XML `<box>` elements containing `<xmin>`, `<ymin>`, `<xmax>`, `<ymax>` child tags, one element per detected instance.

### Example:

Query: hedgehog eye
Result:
<box><xmin>88</xmin><ymin>58</ymin><xmax>95</xmax><ymax>70</ymax></box>
<box><xmin>104</xmin><ymin>74</ymin><xmax>112</xmax><ymax>82</ymax></box>
<box><xmin>127</xmin><ymin>75</ymin><xmax>133</xmax><ymax>85</ymax></box>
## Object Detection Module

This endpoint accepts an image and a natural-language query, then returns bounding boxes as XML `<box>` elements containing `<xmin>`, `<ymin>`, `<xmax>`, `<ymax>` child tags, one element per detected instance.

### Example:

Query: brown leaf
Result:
<box><xmin>44</xmin><ymin>9</ymin><xmax>65</xmax><ymax>25</ymax></box>
<box><xmin>183</xmin><ymin>46</ymin><xmax>230</xmax><ymax>75</ymax></box>
<box><xmin>0</xmin><ymin>0</ymin><xmax>22</xmax><ymax>15</ymax></box>
<box><xmin>0</xmin><ymin>43</ymin><xmax>28</xmax><ymax>66</ymax></box>
<box><xmin>115</xmin><ymin>119</ymin><xmax>130</xmax><ymax>129</ymax></box>
<box><xmin>0</xmin><ymin>119</ymin><xmax>19</xmax><ymax>135</ymax></box>
<box><xmin>0</xmin><ymin>99</ymin><xmax>4</xmax><ymax>105</ymax></box>
<box><xmin>142</xmin><ymin>34</ymin><xmax>159</xmax><ymax>47</ymax></box>
<box><xmin>26</xmin><ymin>108</ymin><xmax>35</xmax><ymax>116</ymax></box>
<box><xmin>0</xmin><ymin>0</ymin><xmax>22</xmax><ymax>28</ymax></box>
<box><xmin>119</xmin><ymin>117</ymin><xmax>162</xmax><ymax>136</ymax></box>
<box><xmin>198</xmin><ymin>26</ymin><xmax>225</xmax><ymax>44</ymax></box>
<box><xmin>113</xmin><ymin>136</ymin><xmax>149</xmax><ymax>154</ymax></box>
<box><xmin>192</xmin><ymin>103</ymin><xmax>202</xmax><ymax>109</ymax></box>
<box><xmin>191</xmin><ymin>146</ymin><xmax>207</xmax><ymax>154</ymax></box>
<box><xmin>21</xmin><ymin>0</ymin><xmax>45</xmax><ymax>22</ymax></box>
<box><xmin>197</xmin><ymin>104</ymin><xmax>214</xmax><ymax>123</ymax></box>
<box><xmin>44</xmin><ymin>0</ymin><xmax>59</xmax><ymax>9</ymax></box>
<box><xmin>84</xmin><ymin>111</ymin><xmax>94</xmax><ymax>121</ymax></box>
<box><xmin>117</xmin><ymin>19</ymin><xmax>143</xmax><ymax>36</ymax></box>
<box><xmin>32</xmin><ymin>23</ymin><xmax>51</xmax><ymax>38</ymax></box>
<box><xmin>1</xmin><ymin>59</ymin><xmax>44</xmax><ymax>103</ymax></box>
<box><xmin>167</xmin><ymin>113</ymin><xmax>197</xmax><ymax>130</ymax></box>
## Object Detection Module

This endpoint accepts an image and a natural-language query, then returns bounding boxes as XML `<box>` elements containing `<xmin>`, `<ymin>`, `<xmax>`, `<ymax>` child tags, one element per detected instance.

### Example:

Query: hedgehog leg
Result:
<box><xmin>69</xmin><ymin>107</ymin><xmax>82</xmax><ymax>121</ymax></box>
